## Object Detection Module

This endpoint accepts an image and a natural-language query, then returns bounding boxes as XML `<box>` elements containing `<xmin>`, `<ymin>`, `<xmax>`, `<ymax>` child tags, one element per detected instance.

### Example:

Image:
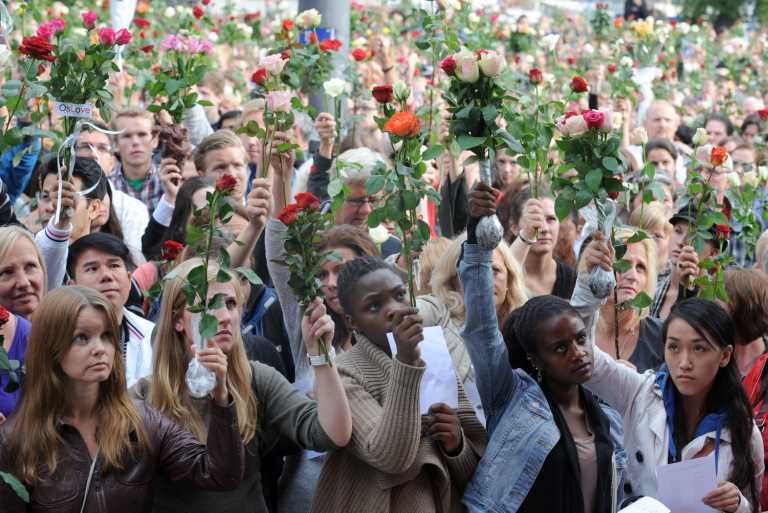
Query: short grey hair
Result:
<box><xmin>333</xmin><ymin>147</ymin><xmax>388</xmax><ymax>185</ymax></box>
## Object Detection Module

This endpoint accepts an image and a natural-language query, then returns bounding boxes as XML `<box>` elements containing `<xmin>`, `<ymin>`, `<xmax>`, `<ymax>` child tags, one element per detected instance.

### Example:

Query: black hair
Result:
<box><xmin>704</xmin><ymin>112</ymin><xmax>735</xmax><ymax>137</ymax></box>
<box><xmin>741</xmin><ymin>113</ymin><xmax>764</xmax><ymax>135</ymax></box>
<box><xmin>497</xmin><ymin>185</ymin><xmax>554</xmax><ymax>244</ymax></box>
<box><xmin>663</xmin><ymin>298</ymin><xmax>758</xmax><ymax>512</ymax></box>
<box><xmin>675</xmin><ymin>124</ymin><xmax>694</xmax><ymax>147</ymax></box>
<box><xmin>151</xmin><ymin>176</ymin><xmax>216</xmax><ymax>260</ymax></box>
<box><xmin>43</xmin><ymin>156</ymin><xmax>105</xmax><ymax>201</ymax></box>
<box><xmin>501</xmin><ymin>295</ymin><xmax>580</xmax><ymax>377</ymax></box>
<box><xmin>219</xmin><ymin>110</ymin><xmax>242</xmax><ymax>124</ymax></box>
<box><xmin>337</xmin><ymin>256</ymin><xmax>400</xmax><ymax>318</ymax></box>
<box><xmin>67</xmin><ymin>232</ymin><xmax>135</xmax><ymax>279</ymax></box>
<box><xmin>645</xmin><ymin>138</ymin><xmax>679</xmax><ymax>161</ymax></box>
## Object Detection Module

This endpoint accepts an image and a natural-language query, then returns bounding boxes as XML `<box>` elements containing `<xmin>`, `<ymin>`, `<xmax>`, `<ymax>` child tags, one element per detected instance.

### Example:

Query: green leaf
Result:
<box><xmin>574</xmin><ymin>190</ymin><xmax>593</xmax><ymax>209</ymax></box>
<box><xmin>208</xmin><ymin>293</ymin><xmax>226</xmax><ymax>310</ymax></box>
<box><xmin>235</xmin><ymin>267</ymin><xmax>262</xmax><ymax>286</ymax></box>
<box><xmin>585</xmin><ymin>169</ymin><xmax>603</xmax><ymax>193</ymax></box>
<box><xmin>457</xmin><ymin>135</ymin><xmax>486</xmax><ymax>151</ymax></box>
<box><xmin>613</xmin><ymin>260</ymin><xmax>631</xmax><ymax>273</ymax></box>
<box><xmin>421</xmin><ymin>144</ymin><xmax>445</xmax><ymax>161</ymax></box>
<box><xmin>602</xmin><ymin>156</ymin><xmax>619</xmax><ymax>172</ymax></box>
<box><xmin>0</xmin><ymin>471</ymin><xmax>29</xmax><ymax>503</ymax></box>
<box><xmin>554</xmin><ymin>193</ymin><xmax>574</xmax><ymax>221</ymax></box>
<box><xmin>625</xmin><ymin>291</ymin><xmax>652</xmax><ymax>309</ymax></box>
<box><xmin>187</xmin><ymin>265</ymin><xmax>207</xmax><ymax>291</ymax></box>
<box><xmin>216</xmin><ymin>269</ymin><xmax>232</xmax><ymax>283</ymax></box>
<box><xmin>199</xmin><ymin>313</ymin><xmax>218</xmax><ymax>340</ymax></box>
<box><xmin>627</xmin><ymin>230</ymin><xmax>649</xmax><ymax>244</ymax></box>
<box><xmin>366</xmin><ymin>175</ymin><xmax>385</xmax><ymax>195</ymax></box>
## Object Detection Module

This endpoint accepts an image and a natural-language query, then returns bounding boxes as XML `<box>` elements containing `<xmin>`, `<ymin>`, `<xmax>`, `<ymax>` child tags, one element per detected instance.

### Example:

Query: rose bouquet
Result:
<box><xmin>441</xmin><ymin>48</ymin><xmax>512</xmax><ymax>249</ymax></box>
<box><xmin>276</xmin><ymin>192</ymin><xmax>337</xmax><ymax>364</ymax></box>
<box><xmin>145</xmin><ymin>33</ymin><xmax>214</xmax><ymax>124</ymax></box>
<box><xmin>363</xmin><ymin>83</ymin><xmax>441</xmax><ymax>305</ymax></box>
<box><xmin>554</xmin><ymin>105</ymin><xmax>629</xmax><ymax>298</ymax></box>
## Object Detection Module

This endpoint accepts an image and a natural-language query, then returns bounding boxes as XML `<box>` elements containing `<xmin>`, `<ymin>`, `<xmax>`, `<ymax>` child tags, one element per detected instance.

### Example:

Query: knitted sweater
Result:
<box><xmin>311</xmin><ymin>335</ymin><xmax>486</xmax><ymax>513</ymax></box>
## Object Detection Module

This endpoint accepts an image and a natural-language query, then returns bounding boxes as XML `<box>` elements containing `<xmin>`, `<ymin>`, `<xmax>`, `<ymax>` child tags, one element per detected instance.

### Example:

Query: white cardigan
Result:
<box><xmin>571</xmin><ymin>278</ymin><xmax>764</xmax><ymax>513</ymax></box>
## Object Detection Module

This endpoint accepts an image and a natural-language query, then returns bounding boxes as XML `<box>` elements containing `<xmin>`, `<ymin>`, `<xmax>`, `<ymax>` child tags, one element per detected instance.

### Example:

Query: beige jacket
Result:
<box><xmin>311</xmin><ymin>335</ymin><xmax>486</xmax><ymax>513</ymax></box>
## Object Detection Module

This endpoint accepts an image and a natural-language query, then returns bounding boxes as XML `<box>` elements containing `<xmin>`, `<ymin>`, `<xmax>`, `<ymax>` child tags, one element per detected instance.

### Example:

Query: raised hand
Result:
<box><xmin>159</xmin><ymin>157</ymin><xmax>183</xmax><ymax>204</ymax></box>
<box><xmin>195</xmin><ymin>340</ymin><xmax>229</xmax><ymax>407</ymax></box>
<box><xmin>315</xmin><ymin>112</ymin><xmax>337</xmax><ymax>159</ymax></box>
<box><xmin>244</xmin><ymin>177</ymin><xmax>272</xmax><ymax>231</ymax></box>
<box><xmin>518</xmin><ymin>198</ymin><xmax>546</xmax><ymax>241</ymax></box>
<box><xmin>673</xmin><ymin>245</ymin><xmax>700</xmax><ymax>288</ymax></box>
<box><xmin>301</xmin><ymin>297</ymin><xmax>335</xmax><ymax>358</ymax></box>
<box><xmin>50</xmin><ymin>178</ymin><xmax>76</xmax><ymax>230</ymax></box>
<box><xmin>391</xmin><ymin>307</ymin><xmax>423</xmax><ymax>366</ymax></box>
<box><xmin>269</xmin><ymin>131</ymin><xmax>296</xmax><ymax>177</ymax></box>
<box><xmin>468</xmin><ymin>181</ymin><xmax>499</xmax><ymax>219</ymax></box>
<box><xmin>578</xmin><ymin>231</ymin><xmax>613</xmax><ymax>276</ymax></box>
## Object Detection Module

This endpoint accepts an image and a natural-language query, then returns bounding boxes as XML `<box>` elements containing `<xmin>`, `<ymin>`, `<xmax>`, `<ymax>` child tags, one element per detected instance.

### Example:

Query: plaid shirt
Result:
<box><xmin>728</xmin><ymin>192</ymin><xmax>768</xmax><ymax>268</ymax></box>
<box><xmin>107</xmin><ymin>161</ymin><xmax>162</xmax><ymax>214</ymax></box>
<box><xmin>650</xmin><ymin>268</ymin><xmax>672</xmax><ymax>318</ymax></box>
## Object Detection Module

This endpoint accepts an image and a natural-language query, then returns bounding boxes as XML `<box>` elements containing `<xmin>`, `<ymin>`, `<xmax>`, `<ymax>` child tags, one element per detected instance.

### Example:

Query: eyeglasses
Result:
<box><xmin>345</xmin><ymin>196</ymin><xmax>379</xmax><ymax>209</ymax></box>
<box><xmin>74</xmin><ymin>143</ymin><xmax>112</xmax><ymax>155</ymax></box>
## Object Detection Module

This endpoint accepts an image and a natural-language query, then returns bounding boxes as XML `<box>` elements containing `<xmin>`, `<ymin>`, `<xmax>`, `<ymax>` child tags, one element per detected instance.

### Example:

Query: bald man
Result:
<box><xmin>628</xmin><ymin>100</ymin><xmax>691</xmax><ymax>185</ymax></box>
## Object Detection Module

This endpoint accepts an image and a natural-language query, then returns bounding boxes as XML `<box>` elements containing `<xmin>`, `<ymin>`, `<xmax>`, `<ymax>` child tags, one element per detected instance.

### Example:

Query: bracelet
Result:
<box><xmin>382</xmin><ymin>65</ymin><xmax>394</xmax><ymax>72</ymax></box>
<box><xmin>518</xmin><ymin>231</ymin><xmax>535</xmax><ymax>245</ymax></box>
<box><xmin>308</xmin><ymin>346</ymin><xmax>336</xmax><ymax>367</ymax></box>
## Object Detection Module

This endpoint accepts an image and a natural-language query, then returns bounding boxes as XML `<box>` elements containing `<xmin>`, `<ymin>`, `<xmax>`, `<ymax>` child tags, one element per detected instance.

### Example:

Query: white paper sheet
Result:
<box><xmin>387</xmin><ymin>326</ymin><xmax>459</xmax><ymax>414</ymax></box>
<box><xmin>656</xmin><ymin>454</ymin><xmax>718</xmax><ymax>513</ymax></box>
<box><xmin>618</xmin><ymin>497</ymin><xmax>670</xmax><ymax>513</ymax></box>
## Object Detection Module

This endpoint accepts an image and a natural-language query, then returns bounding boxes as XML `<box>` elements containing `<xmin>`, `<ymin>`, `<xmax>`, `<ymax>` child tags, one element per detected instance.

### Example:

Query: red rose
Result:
<box><xmin>319</xmin><ymin>38</ymin><xmax>343</xmax><ymax>52</ymax></box>
<box><xmin>281</xmin><ymin>49</ymin><xmax>291</xmax><ymax>60</ymax></box>
<box><xmin>440</xmin><ymin>55</ymin><xmax>456</xmax><ymax>76</ymax></box>
<box><xmin>215</xmin><ymin>174</ymin><xmax>238</xmax><ymax>195</ymax></box>
<box><xmin>202</xmin><ymin>0</ymin><xmax>211</xmax><ymax>4</ymax></box>
<box><xmin>193</xmin><ymin>5</ymin><xmax>204</xmax><ymax>19</ymax></box>
<box><xmin>570</xmin><ymin>75</ymin><xmax>588</xmax><ymax>93</ymax></box>
<box><xmin>722</xmin><ymin>198</ymin><xmax>732</xmax><ymax>220</ymax></box>
<box><xmin>295</xmin><ymin>192</ymin><xmax>321</xmax><ymax>211</ymax></box>
<box><xmin>244</xmin><ymin>12</ymin><xmax>261</xmax><ymax>22</ymax></box>
<box><xmin>19</xmin><ymin>36</ymin><xmax>56</xmax><ymax>62</ymax></box>
<box><xmin>282</xmin><ymin>19</ymin><xmax>294</xmax><ymax>31</ymax></box>
<box><xmin>352</xmin><ymin>47</ymin><xmax>368</xmax><ymax>62</ymax></box>
<box><xmin>251</xmin><ymin>67</ymin><xmax>267</xmax><ymax>85</ymax></box>
<box><xmin>115</xmin><ymin>28</ymin><xmax>132</xmax><ymax>45</ymax></box>
<box><xmin>372</xmin><ymin>84</ymin><xmax>394</xmax><ymax>104</ymax></box>
<box><xmin>710</xmin><ymin>146</ymin><xmax>728</xmax><ymax>167</ymax></box>
<box><xmin>607</xmin><ymin>64</ymin><xmax>617</xmax><ymax>73</ymax></box>
<box><xmin>759</xmin><ymin>108</ymin><xmax>768</xmax><ymax>120</ymax></box>
<box><xmin>715</xmin><ymin>224</ymin><xmax>731</xmax><ymax>240</ymax></box>
<box><xmin>277</xmin><ymin>204</ymin><xmax>300</xmax><ymax>225</ymax></box>
<box><xmin>161</xmin><ymin>240</ymin><xmax>185</xmax><ymax>261</ymax></box>
<box><xmin>564</xmin><ymin>110</ymin><xmax>579</xmax><ymax>119</ymax></box>
<box><xmin>0</xmin><ymin>306</ymin><xmax>9</xmax><ymax>328</ymax></box>
<box><xmin>583</xmin><ymin>110</ymin><xmax>605</xmax><ymax>129</ymax></box>
<box><xmin>133</xmin><ymin>17</ymin><xmax>150</xmax><ymax>28</ymax></box>
<box><xmin>567</xmin><ymin>56</ymin><xmax>577</xmax><ymax>66</ymax></box>
<box><xmin>528</xmin><ymin>68</ymin><xmax>543</xmax><ymax>85</ymax></box>
<box><xmin>309</xmin><ymin>32</ymin><xmax>318</xmax><ymax>44</ymax></box>
<box><xmin>141</xmin><ymin>44</ymin><xmax>154</xmax><ymax>53</ymax></box>
<box><xmin>139</xmin><ymin>31</ymin><xmax>146</xmax><ymax>39</ymax></box>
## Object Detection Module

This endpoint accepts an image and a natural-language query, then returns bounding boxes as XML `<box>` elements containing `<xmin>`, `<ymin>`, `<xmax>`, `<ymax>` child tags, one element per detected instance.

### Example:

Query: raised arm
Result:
<box><xmin>227</xmin><ymin>177</ymin><xmax>272</xmax><ymax>269</ymax></box>
<box><xmin>458</xmin><ymin>182</ymin><xmax>518</xmax><ymax>423</ymax></box>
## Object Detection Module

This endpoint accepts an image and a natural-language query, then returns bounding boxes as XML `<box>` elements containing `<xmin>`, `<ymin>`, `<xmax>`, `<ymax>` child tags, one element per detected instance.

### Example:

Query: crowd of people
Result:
<box><xmin>1</xmin><ymin>0</ymin><xmax>768</xmax><ymax>512</ymax></box>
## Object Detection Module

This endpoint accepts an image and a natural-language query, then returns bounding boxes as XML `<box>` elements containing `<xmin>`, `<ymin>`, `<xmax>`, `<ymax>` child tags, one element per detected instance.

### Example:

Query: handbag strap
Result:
<box><xmin>79</xmin><ymin>448</ymin><xmax>100</xmax><ymax>513</ymax></box>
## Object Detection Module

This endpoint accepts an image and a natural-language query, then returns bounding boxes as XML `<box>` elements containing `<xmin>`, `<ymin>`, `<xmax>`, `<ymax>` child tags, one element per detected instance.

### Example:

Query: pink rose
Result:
<box><xmin>99</xmin><ymin>27</ymin><xmax>116</xmax><ymax>45</ymax></box>
<box><xmin>36</xmin><ymin>23</ymin><xmax>54</xmax><ymax>39</ymax></box>
<box><xmin>582</xmin><ymin>110</ymin><xmax>605</xmax><ymax>130</ymax></box>
<box><xmin>81</xmin><ymin>11</ymin><xmax>97</xmax><ymax>29</ymax></box>
<box><xmin>599</xmin><ymin>110</ymin><xmax>613</xmax><ymax>132</ymax></box>
<box><xmin>261</xmin><ymin>53</ymin><xmax>287</xmax><ymax>76</ymax></box>
<box><xmin>115</xmin><ymin>28</ymin><xmax>132</xmax><ymax>45</ymax></box>
<box><xmin>160</xmin><ymin>34</ymin><xmax>183</xmax><ymax>51</ymax></box>
<box><xmin>564</xmin><ymin>114</ymin><xmax>589</xmax><ymax>136</ymax></box>
<box><xmin>266</xmin><ymin>91</ymin><xmax>293</xmax><ymax>113</ymax></box>
<box><xmin>50</xmin><ymin>18</ymin><xmax>66</xmax><ymax>33</ymax></box>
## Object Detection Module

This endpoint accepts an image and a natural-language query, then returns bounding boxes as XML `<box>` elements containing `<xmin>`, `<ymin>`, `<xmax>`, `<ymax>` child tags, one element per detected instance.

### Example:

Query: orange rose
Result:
<box><xmin>710</xmin><ymin>146</ymin><xmax>728</xmax><ymax>167</ymax></box>
<box><xmin>384</xmin><ymin>111</ymin><xmax>421</xmax><ymax>138</ymax></box>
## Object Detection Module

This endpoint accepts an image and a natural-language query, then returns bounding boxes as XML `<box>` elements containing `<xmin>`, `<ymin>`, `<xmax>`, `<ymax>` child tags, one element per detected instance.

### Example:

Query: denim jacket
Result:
<box><xmin>459</xmin><ymin>243</ymin><xmax>621</xmax><ymax>513</ymax></box>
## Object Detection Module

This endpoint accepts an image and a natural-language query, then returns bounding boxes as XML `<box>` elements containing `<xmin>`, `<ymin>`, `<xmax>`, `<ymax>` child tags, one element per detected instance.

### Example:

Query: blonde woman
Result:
<box><xmin>0</xmin><ymin>226</ymin><xmax>47</xmax><ymax>319</ymax></box>
<box><xmin>0</xmin><ymin>286</ymin><xmax>244</xmax><ymax>512</ymax></box>
<box><xmin>589</xmin><ymin>227</ymin><xmax>663</xmax><ymax>372</ymax></box>
<box><xmin>418</xmin><ymin>234</ymin><xmax>527</xmax><ymax>420</ymax></box>
<box><xmin>629</xmin><ymin>202</ymin><xmax>673</xmax><ymax>276</ymax></box>
<box><xmin>133</xmin><ymin>259</ymin><xmax>351</xmax><ymax>513</ymax></box>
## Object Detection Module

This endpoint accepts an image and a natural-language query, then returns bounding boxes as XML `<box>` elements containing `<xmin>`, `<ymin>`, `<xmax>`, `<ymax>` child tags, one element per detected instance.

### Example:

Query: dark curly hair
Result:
<box><xmin>337</xmin><ymin>256</ymin><xmax>399</xmax><ymax>318</ymax></box>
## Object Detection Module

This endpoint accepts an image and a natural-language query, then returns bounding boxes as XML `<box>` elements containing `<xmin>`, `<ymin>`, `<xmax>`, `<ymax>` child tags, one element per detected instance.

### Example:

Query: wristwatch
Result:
<box><xmin>308</xmin><ymin>346</ymin><xmax>336</xmax><ymax>367</ymax></box>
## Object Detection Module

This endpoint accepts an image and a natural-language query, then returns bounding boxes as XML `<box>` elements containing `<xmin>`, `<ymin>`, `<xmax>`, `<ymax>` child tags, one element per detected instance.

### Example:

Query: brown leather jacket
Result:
<box><xmin>0</xmin><ymin>400</ymin><xmax>245</xmax><ymax>513</ymax></box>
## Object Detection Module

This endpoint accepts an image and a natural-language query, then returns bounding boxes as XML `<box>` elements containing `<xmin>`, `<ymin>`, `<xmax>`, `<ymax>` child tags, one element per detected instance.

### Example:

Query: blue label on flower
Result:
<box><xmin>298</xmin><ymin>27</ymin><xmax>336</xmax><ymax>45</ymax></box>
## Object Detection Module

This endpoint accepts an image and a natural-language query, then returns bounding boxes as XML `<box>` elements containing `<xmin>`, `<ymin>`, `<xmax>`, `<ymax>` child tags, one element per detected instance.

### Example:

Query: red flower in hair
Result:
<box><xmin>215</xmin><ymin>174</ymin><xmax>238</xmax><ymax>195</ymax></box>
<box><xmin>161</xmin><ymin>240</ymin><xmax>184</xmax><ymax>261</ymax></box>
<box><xmin>570</xmin><ymin>75</ymin><xmax>588</xmax><ymax>93</ymax></box>
<box><xmin>277</xmin><ymin>204</ymin><xmax>300</xmax><ymax>225</ymax></box>
<box><xmin>295</xmin><ymin>192</ymin><xmax>321</xmax><ymax>211</ymax></box>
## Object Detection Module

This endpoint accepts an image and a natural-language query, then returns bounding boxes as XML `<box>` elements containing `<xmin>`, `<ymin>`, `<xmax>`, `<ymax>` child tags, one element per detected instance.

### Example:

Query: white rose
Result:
<box><xmin>564</xmin><ymin>115</ymin><xmax>589</xmax><ymax>137</ymax></box>
<box><xmin>620</xmin><ymin>56</ymin><xmax>634</xmax><ymax>67</ymax></box>
<box><xmin>759</xmin><ymin>166</ymin><xmax>768</xmax><ymax>182</ymax></box>
<box><xmin>542</xmin><ymin>33</ymin><xmax>560</xmax><ymax>52</ymax></box>
<box><xmin>478</xmin><ymin>50</ymin><xmax>505</xmax><ymax>78</ymax></box>
<box><xmin>678</xmin><ymin>22</ymin><xmax>690</xmax><ymax>34</ymax></box>
<box><xmin>323</xmin><ymin>78</ymin><xmax>348</xmax><ymax>98</ymax></box>
<box><xmin>692</xmin><ymin>127</ymin><xmax>709</xmax><ymax>147</ymax></box>
<box><xmin>0</xmin><ymin>46</ymin><xmax>10</xmax><ymax>71</ymax></box>
<box><xmin>165</xmin><ymin>7</ymin><xmax>176</xmax><ymax>17</ymax></box>
<box><xmin>630</xmin><ymin>127</ymin><xmax>648</xmax><ymax>146</ymax></box>
<box><xmin>297</xmin><ymin>8</ymin><xmax>322</xmax><ymax>29</ymax></box>
<box><xmin>261</xmin><ymin>53</ymin><xmax>288</xmax><ymax>76</ymax></box>
<box><xmin>454</xmin><ymin>50</ymin><xmax>479</xmax><ymax>83</ymax></box>
<box><xmin>369</xmin><ymin>225</ymin><xmax>390</xmax><ymax>245</ymax></box>
<box><xmin>691</xmin><ymin>25</ymin><xmax>700</xmax><ymax>33</ymax></box>
<box><xmin>727</xmin><ymin>172</ymin><xmax>741</xmax><ymax>187</ymax></box>
<box><xmin>241</xmin><ymin>24</ymin><xmax>254</xmax><ymax>38</ymax></box>
<box><xmin>266</xmin><ymin>91</ymin><xmax>293</xmax><ymax>113</ymax></box>
<box><xmin>468</xmin><ymin>12</ymin><xmax>480</xmax><ymax>24</ymax></box>
<box><xmin>583</xmin><ymin>43</ymin><xmax>595</xmax><ymax>55</ymax></box>
<box><xmin>208</xmin><ymin>31</ymin><xmax>219</xmax><ymax>43</ymax></box>
<box><xmin>613</xmin><ymin>112</ymin><xmax>624</xmax><ymax>131</ymax></box>
<box><xmin>393</xmin><ymin>81</ymin><xmax>410</xmax><ymax>102</ymax></box>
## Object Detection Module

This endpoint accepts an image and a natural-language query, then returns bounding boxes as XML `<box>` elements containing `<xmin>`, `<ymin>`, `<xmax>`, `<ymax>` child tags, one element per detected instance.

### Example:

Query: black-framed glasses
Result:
<box><xmin>345</xmin><ymin>196</ymin><xmax>380</xmax><ymax>209</ymax></box>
